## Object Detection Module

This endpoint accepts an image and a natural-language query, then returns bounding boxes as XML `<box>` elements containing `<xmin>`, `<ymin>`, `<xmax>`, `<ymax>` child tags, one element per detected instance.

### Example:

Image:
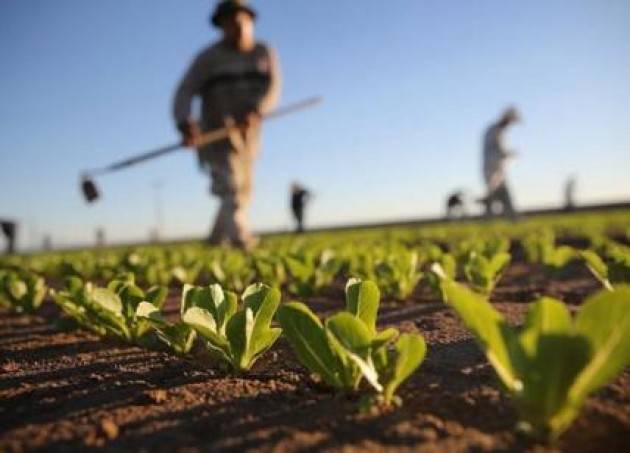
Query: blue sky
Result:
<box><xmin>1</xmin><ymin>0</ymin><xmax>629</xmax><ymax>249</ymax></box>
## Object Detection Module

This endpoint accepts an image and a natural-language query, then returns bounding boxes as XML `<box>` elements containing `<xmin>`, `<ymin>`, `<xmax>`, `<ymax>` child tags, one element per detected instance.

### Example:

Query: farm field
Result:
<box><xmin>1</xmin><ymin>210</ymin><xmax>630</xmax><ymax>452</ymax></box>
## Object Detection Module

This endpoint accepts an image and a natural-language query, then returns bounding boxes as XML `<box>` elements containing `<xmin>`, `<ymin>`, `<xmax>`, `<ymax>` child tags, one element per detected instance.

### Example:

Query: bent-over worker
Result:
<box><xmin>481</xmin><ymin>107</ymin><xmax>520</xmax><ymax>219</ymax></box>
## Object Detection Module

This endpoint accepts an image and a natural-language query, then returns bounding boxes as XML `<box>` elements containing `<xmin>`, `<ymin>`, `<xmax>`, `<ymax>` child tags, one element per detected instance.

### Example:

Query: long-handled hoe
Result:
<box><xmin>80</xmin><ymin>97</ymin><xmax>322</xmax><ymax>203</ymax></box>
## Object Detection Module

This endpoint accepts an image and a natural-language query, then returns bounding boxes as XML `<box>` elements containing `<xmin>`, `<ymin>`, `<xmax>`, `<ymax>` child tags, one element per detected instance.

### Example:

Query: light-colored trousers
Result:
<box><xmin>484</xmin><ymin>182</ymin><xmax>516</xmax><ymax>218</ymax></box>
<box><xmin>199</xmin><ymin>127</ymin><xmax>259</xmax><ymax>246</ymax></box>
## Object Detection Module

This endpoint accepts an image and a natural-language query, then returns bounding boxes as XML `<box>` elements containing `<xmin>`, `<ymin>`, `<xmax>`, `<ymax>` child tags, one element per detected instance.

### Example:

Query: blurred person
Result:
<box><xmin>564</xmin><ymin>176</ymin><xmax>576</xmax><ymax>211</ymax></box>
<box><xmin>479</xmin><ymin>107</ymin><xmax>520</xmax><ymax>219</ymax></box>
<box><xmin>173</xmin><ymin>0</ymin><xmax>281</xmax><ymax>249</ymax></box>
<box><xmin>96</xmin><ymin>228</ymin><xmax>106</xmax><ymax>247</ymax></box>
<box><xmin>42</xmin><ymin>235</ymin><xmax>52</xmax><ymax>251</ymax></box>
<box><xmin>445</xmin><ymin>190</ymin><xmax>466</xmax><ymax>219</ymax></box>
<box><xmin>290</xmin><ymin>183</ymin><xmax>311</xmax><ymax>233</ymax></box>
<box><xmin>1</xmin><ymin>220</ymin><xmax>17</xmax><ymax>254</ymax></box>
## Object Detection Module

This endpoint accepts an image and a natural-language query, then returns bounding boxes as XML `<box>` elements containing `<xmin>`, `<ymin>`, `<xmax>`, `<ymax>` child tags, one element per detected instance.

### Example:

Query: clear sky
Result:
<box><xmin>1</xmin><ymin>0</ymin><xmax>629</xmax><ymax>249</ymax></box>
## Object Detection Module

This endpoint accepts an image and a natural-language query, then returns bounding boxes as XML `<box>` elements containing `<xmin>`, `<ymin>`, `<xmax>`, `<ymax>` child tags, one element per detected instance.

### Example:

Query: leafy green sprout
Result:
<box><xmin>277</xmin><ymin>278</ymin><xmax>426</xmax><ymax>405</ymax></box>
<box><xmin>135</xmin><ymin>302</ymin><xmax>196</xmax><ymax>355</ymax></box>
<box><xmin>52</xmin><ymin>274</ymin><xmax>167</xmax><ymax>343</ymax></box>
<box><xmin>462</xmin><ymin>250</ymin><xmax>511</xmax><ymax>295</ymax></box>
<box><xmin>0</xmin><ymin>270</ymin><xmax>47</xmax><ymax>314</ymax></box>
<box><xmin>433</xmin><ymin>266</ymin><xmax>630</xmax><ymax>441</ymax></box>
<box><xmin>181</xmin><ymin>282</ymin><xmax>282</xmax><ymax>373</ymax></box>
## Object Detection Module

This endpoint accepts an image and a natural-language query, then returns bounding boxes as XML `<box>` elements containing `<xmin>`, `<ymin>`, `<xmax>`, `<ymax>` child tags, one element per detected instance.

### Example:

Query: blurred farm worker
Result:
<box><xmin>480</xmin><ymin>107</ymin><xmax>520</xmax><ymax>219</ymax></box>
<box><xmin>173</xmin><ymin>0</ymin><xmax>281</xmax><ymax>249</ymax></box>
<box><xmin>1</xmin><ymin>220</ymin><xmax>17</xmax><ymax>254</ymax></box>
<box><xmin>445</xmin><ymin>191</ymin><xmax>466</xmax><ymax>219</ymax></box>
<box><xmin>290</xmin><ymin>183</ymin><xmax>312</xmax><ymax>233</ymax></box>
<box><xmin>564</xmin><ymin>176</ymin><xmax>576</xmax><ymax>211</ymax></box>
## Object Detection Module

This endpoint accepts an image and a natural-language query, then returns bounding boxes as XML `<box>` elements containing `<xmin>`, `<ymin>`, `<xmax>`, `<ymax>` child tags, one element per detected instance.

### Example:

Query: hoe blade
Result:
<box><xmin>81</xmin><ymin>177</ymin><xmax>100</xmax><ymax>203</ymax></box>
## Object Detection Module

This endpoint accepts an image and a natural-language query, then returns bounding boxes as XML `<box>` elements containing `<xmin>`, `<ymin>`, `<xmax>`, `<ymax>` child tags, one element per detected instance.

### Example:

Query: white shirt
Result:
<box><xmin>482</xmin><ymin>123</ymin><xmax>512</xmax><ymax>191</ymax></box>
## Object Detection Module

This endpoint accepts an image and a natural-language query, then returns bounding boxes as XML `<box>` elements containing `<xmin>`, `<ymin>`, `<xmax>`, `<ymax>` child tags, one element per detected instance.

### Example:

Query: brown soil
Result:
<box><xmin>1</xmin><ymin>262</ymin><xmax>629</xmax><ymax>452</ymax></box>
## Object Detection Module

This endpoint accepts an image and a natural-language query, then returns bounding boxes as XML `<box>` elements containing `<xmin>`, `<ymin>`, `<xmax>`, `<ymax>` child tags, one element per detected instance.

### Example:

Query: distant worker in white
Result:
<box><xmin>480</xmin><ymin>107</ymin><xmax>520</xmax><ymax>218</ymax></box>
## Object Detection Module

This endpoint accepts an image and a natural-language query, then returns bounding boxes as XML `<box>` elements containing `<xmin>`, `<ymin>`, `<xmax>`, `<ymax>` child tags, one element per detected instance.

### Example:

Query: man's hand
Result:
<box><xmin>177</xmin><ymin>120</ymin><xmax>201</xmax><ymax>147</ymax></box>
<box><xmin>242</xmin><ymin>109</ymin><xmax>261</xmax><ymax>129</ymax></box>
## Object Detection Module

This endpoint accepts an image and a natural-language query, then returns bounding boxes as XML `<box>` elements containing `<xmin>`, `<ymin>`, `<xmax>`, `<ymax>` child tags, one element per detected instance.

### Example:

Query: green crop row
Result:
<box><xmin>1</xmin><ymin>268</ymin><xmax>628</xmax><ymax>442</ymax></box>
<box><xmin>1</xmin><ymin>211</ymin><xmax>630</xmax><ymax>441</ymax></box>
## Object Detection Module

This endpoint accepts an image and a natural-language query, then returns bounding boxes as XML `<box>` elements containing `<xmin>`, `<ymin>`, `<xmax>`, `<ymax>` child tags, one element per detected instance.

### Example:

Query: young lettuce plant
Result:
<box><xmin>135</xmin><ymin>302</ymin><xmax>196</xmax><ymax>355</ymax></box>
<box><xmin>284</xmin><ymin>249</ymin><xmax>343</xmax><ymax>296</ymax></box>
<box><xmin>278</xmin><ymin>278</ymin><xmax>426</xmax><ymax>405</ymax></box>
<box><xmin>522</xmin><ymin>231</ymin><xmax>575</xmax><ymax>272</ymax></box>
<box><xmin>374</xmin><ymin>251</ymin><xmax>423</xmax><ymax>300</ymax></box>
<box><xmin>209</xmin><ymin>251</ymin><xmax>256</xmax><ymax>293</ymax></box>
<box><xmin>434</xmin><ymin>268</ymin><xmax>630</xmax><ymax>441</ymax></box>
<box><xmin>181</xmin><ymin>283</ymin><xmax>282</xmax><ymax>372</ymax></box>
<box><xmin>52</xmin><ymin>274</ymin><xmax>167</xmax><ymax>343</ymax></box>
<box><xmin>463</xmin><ymin>250</ymin><xmax>511</xmax><ymax>294</ymax></box>
<box><xmin>0</xmin><ymin>269</ymin><xmax>47</xmax><ymax>314</ymax></box>
<box><xmin>252</xmin><ymin>253</ymin><xmax>287</xmax><ymax>288</ymax></box>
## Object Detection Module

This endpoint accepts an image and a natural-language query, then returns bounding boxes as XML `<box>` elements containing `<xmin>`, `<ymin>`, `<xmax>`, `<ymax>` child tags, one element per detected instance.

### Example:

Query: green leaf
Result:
<box><xmin>243</xmin><ymin>283</ymin><xmax>280</xmax><ymax>327</ymax></box>
<box><xmin>183</xmin><ymin>306</ymin><xmax>228</xmax><ymax>350</ymax></box>
<box><xmin>242</xmin><ymin>284</ymin><xmax>281</xmax><ymax>360</ymax></box>
<box><xmin>516</xmin><ymin>334</ymin><xmax>590</xmax><ymax>440</ymax></box>
<box><xmin>371</xmin><ymin>327</ymin><xmax>399</xmax><ymax>350</ymax></box>
<box><xmin>515</xmin><ymin>299</ymin><xmax>591</xmax><ymax>438</ymax></box>
<box><xmin>135</xmin><ymin>301</ymin><xmax>167</xmax><ymax>327</ymax></box>
<box><xmin>226</xmin><ymin>308</ymin><xmax>254</xmax><ymax>371</ymax></box>
<box><xmin>345</xmin><ymin>279</ymin><xmax>380</xmax><ymax>334</ymax></box>
<box><xmin>518</xmin><ymin>297</ymin><xmax>573</xmax><ymax>357</ymax></box>
<box><xmin>180</xmin><ymin>284</ymin><xmax>197</xmax><ymax>315</ymax></box>
<box><xmin>325</xmin><ymin>312</ymin><xmax>376</xmax><ymax>390</ymax></box>
<box><xmin>90</xmin><ymin>288</ymin><xmax>123</xmax><ymax>316</ymax></box>
<box><xmin>250</xmin><ymin>327</ymin><xmax>282</xmax><ymax>361</ymax></box>
<box><xmin>381</xmin><ymin>333</ymin><xmax>427</xmax><ymax>403</ymax></box>
<box><xmin>580</xmin><ymin>250</ymin><xmax>612</xmax><ymax>290</ymax></box>
<box><xmin>218</xmin><ymin>291</ymin><xmax>238</xmax><ymax>333</ymax></box>
<box><xmin>8</xmin><ymin>279</ymin><xmax>27</xmax><ymax>300</ymax></box>
<box><xmin>440</xmin><ymin>278</ymin><xmax>521</xmax><ymax>391</ymax></box>
<box><xmin>146</xmin><ymin>286</ymin><xmax>168</xmax><ymax>309</ymax></box>
<box><xmin>277</xmin><ymin>302</ymin><xmax>342</xmax><ymax>387</ymax></box>
<box><xmin>325</xmin><ymin>312</ymin><xmax>373</xmax><ymax>353</ymax></box>
<box><xmin>570</xmin><ymin>286</ymin><xmax>630</xmax><ymax>403</ymax></box>
<box><xmin>159</xmin><ymin>323</ymin><xmax>196</xmax><ymax>355</ymax></box>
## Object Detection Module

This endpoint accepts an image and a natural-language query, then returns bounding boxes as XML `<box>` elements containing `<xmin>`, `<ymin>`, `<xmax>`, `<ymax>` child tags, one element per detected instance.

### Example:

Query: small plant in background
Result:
<box><xmin>425</xmin><ymin>253</ymin><xmax>457</xmax><ymax>301</ymax></box>
<box><xmin>374</xmin><ymin>250</ymin><xmax>423</xmax><ymax>300</ymax></box>
<box><xmin>278</xmin><ymin>278</ymin><xmax>426</xmax><ymax>405</ymax></box>
<box><xmin>522</xmin><ymin>230</ymin><xmax>576</xmax><ymax>272</ymax></box>
<box><xmin>182</xmin><ymin>283</ymin><xmax>282</xmax><ymax>373</ymax></box>
<box><xmin>463</xmin><ymin>250</ymin><xmax>511</xmax><ymax>294</ymax></box>
<box><xmin>252</xmin><ymin>252</ymin><xmax>287</xmax><ymax>288</ymax></box>
<box><xmin>434</xmin><ymin>269</ymin><xmax>630</xmax><ymax>441</ymax></box>
<box><xmin>284</xmin><ymin>249</ymin><xmax>343</xmax><ymax>297</ymax></box>
<box><xmin>0</xmin><ymin>269</ymin><xmax>47</xmax><ymax>313</ymax></box>
<box><xmin>52</xmin><ymin>274</ymin><xmax>167</xmax><ymax>343</ymax></box>
<box><xmin>209</xmin><ymin>252</ymin><xmax>256</xmax><ymax>293</ymax></box>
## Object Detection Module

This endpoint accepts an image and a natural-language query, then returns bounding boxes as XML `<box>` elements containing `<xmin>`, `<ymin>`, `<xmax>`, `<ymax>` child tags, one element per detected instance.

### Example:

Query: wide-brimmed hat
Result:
<box><xmin>211</xmin><ymin>0</ymin><xmax>257</xmax><ymax>27</ymax></box>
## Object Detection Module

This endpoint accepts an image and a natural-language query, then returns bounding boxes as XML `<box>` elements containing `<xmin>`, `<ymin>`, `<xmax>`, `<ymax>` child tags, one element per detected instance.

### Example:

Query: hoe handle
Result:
<box><xmin>196</xmin><ymin>96</ymin><xmax>322</xmax><ymax>147</ymax></box>
<box><xmin>86</xmin><ymin>96</ymin><xmax>322</xmax><ymax>177</ymax></box>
